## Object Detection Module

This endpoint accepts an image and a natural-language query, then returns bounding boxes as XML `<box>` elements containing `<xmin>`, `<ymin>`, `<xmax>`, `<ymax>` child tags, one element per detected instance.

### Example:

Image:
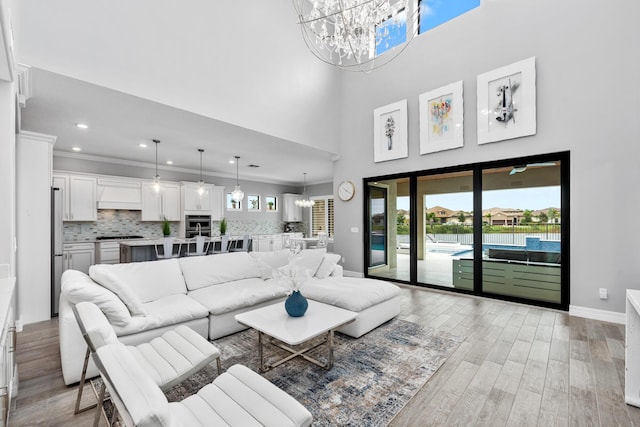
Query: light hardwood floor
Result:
<box><xmin>9</xmin><ymin>285</ymin><xmax>640</xmax><ymax>426</ymax></box>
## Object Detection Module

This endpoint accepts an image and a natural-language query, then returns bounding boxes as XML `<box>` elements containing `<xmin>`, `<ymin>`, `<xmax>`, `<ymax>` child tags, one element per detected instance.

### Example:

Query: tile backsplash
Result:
<box><xmin>64</xmin><ymin>210</ymin><xmax>302</xmax><ymax>241</ymax></box>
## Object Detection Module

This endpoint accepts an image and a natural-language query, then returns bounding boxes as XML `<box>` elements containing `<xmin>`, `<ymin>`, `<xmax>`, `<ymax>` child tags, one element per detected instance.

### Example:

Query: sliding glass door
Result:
<box><xmin>481</xmin><ymin>160</ymin><xmax>563</xmax><ymax>304</ymax></box>
<box><xmin>364</xmin><ymin>152</ymin><xmax>568</xmax><ymax>310</ymax></box>
<box><xmin>417</xmin><ymin>171</ymin><xmax>474</xmax><ymax>288</ymax></box>
<box><xmin>367</xmin><ymin>178</ymin><xmax>411</xmax><ymax>282</ymax></box>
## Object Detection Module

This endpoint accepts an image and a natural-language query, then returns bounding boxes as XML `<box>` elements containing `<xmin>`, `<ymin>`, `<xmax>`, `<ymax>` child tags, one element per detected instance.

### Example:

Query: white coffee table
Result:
<box><xmin>235</xmin><ymin>300</ymin><xmax>357</xmax><ymax>372</ymax></box>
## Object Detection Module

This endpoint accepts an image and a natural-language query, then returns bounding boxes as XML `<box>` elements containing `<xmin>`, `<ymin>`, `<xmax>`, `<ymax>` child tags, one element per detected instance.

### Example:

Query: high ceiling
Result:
<box><xmin>20</xmin><ymin>68</ymin><xmax>338</xmax><ymax>186</ymax></box>
<box><xmin>16</xmin><ymin>0</ymin><xmax>342</xmax><ymax>187</ymax></box>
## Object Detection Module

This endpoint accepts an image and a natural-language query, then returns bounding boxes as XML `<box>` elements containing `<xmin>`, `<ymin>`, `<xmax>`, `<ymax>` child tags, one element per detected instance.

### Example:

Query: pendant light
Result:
<box><xmin>197</xmin><ymin>148</ymin><xmax>208</xmax><ymax>197</ymax></box>
<box><xmin>231</xmin><ymin>155</ymin><xmax>244</xmax><ymax>202</ymax></box>
<box><xmin>295</xmin><ymin>172</ymin><xmax>315</xmax><ymax>208</ymax></box>
<box><xmin>152</xmin><ymin>139</ymin><xmax>163</xmax><ymax>195</ymax></box>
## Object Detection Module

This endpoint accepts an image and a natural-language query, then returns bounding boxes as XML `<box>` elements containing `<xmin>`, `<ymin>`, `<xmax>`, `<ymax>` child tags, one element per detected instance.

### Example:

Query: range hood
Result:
<box><xmin>97</xmin><ymin>178</ymin><xmax>142</xmax><ymax>210</ymax></box>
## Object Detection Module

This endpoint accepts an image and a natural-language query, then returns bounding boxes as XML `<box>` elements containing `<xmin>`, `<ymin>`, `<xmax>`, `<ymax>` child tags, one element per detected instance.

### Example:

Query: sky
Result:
<box><xmin>396</xmin><ymin>186</ymin><xmax>561</xmax><ymax>211</ymax></box>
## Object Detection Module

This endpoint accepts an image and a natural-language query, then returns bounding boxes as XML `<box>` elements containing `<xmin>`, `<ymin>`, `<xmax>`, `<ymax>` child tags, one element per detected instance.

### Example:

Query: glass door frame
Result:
<box><xmin>363</xmin><ymin>151</ymin><xmax>570</xmax><ymax>311</ymax></box>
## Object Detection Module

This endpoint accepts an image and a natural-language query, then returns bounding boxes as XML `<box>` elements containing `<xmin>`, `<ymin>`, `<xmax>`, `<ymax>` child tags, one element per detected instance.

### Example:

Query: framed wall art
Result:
<box><xmin>477</xmin><ymin>56</ymin><xmax>536</xmax><ymax>145</ymax></box>
<box><xmin>419</xmin><ymin>80</ymin><xmax>464</xmax><ymax>154</ymax></box>
<box><xmin>373</xmin><ymin>99</ymin><xmax>408</xmax><ymax>163</ymax></box>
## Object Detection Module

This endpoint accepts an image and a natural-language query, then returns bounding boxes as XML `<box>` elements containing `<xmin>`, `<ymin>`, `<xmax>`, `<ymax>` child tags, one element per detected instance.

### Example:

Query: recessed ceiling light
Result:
<box><xmin>229</xmin><ymin>159</ymin><xmax>235</xmax><ymax>164</ymax></box>
<box><xmin>72</xmin><ymin>147</ymin><xmax>82</xmax><ymax>152</ymax></box>
<box><xmin>75</xmin><ymin>123</ymin><xmax>89</xmax><ymax>129</ymax></box>
<box><xmin>166</xmin><ymin>160</ymin><xmax>173</xmax><ymax>165</ymax></box>
<box><xmin>139</xmin><ymin>143</ymin><xmax>148</xmax><ymax>148</ymax></box>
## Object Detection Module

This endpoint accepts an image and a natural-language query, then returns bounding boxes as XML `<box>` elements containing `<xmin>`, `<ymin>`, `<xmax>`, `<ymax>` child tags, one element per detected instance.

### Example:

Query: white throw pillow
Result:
<box><xmin>249</xmin><ymin>249</ymin><xmax>291</xmax><ymax>279</ymax></box>
<box><xmin>293</xmin><ymin>248</ymin><xmax>327</xmax><ymax>277</ymax></box>
<box><xmin>89</xmin><ymin>266</ymin><xmax>148</xmax><ymax>316</ymax></box>
<box><xmin>61</xmin><ymin>270</ymin><xmax>132</xmax><ymax>326</ymax></box>
<box><xmin>314</xmin><ymin>253</ymin><xmax>341</xmax><ymax>279</ymax></box>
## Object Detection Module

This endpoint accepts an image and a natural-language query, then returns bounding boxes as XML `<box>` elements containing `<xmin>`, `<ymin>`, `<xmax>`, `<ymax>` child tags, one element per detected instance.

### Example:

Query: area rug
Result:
<box><xmin>94</xmin><ymin>319</ymin><xmax>463</xmax><ymax>426</ymax></box>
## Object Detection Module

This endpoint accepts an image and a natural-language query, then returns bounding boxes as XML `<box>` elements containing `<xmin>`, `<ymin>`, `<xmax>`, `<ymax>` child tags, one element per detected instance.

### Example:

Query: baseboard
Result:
<box><xmin>343</xmin><ymin>270</ymin><xmax>364</xmax><ymax>278</ymax></box>
<box><xmin>569</xmin><ymin>305</ymin><xmax>626</xmax><ymax>325</ymax></box>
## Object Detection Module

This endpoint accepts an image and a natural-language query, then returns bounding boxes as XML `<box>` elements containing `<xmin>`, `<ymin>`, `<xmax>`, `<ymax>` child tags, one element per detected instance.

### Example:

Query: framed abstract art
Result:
<box><xmin>419</xmin><ymin>80</ymin><xmax>464</xmax><ymax>154</ymax></box>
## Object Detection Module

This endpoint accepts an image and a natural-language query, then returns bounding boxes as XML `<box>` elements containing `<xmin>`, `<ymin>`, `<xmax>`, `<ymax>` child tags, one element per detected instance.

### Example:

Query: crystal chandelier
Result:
<box><xmin>295</xmin><ymin>173</ymin><xmax>315</xmax><ymax>208</ymax></box>
<box><xmin>231</xmin><ymin>156</ymin><xmax>244</xmax><ymax>202</ymax></box>
<box><xmin>292</xmin><ymin>0</ymin><xmax>418</xmax><ymax>72</ymax></box>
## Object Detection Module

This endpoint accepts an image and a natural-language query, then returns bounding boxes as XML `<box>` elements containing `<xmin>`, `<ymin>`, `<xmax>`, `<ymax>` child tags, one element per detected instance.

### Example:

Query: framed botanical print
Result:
<box><xmin>373</xmin><ymin>99</ymin><xmax>408</xmax><ymax>163</ymax></box>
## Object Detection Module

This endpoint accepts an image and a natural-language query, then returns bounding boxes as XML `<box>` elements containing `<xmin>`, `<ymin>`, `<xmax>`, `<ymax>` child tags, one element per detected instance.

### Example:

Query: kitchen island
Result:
<box><xmin>119</xmin><ymin>236</ymin><xmax>247</xmax><ymax>263</ymax></box>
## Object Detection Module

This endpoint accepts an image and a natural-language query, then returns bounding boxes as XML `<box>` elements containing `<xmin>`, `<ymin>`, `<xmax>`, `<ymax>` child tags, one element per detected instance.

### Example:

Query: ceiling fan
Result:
<box><xmin>509</xmin><ymin>162</ymin><xmax>556</xmax><ymax>175</ymax></box>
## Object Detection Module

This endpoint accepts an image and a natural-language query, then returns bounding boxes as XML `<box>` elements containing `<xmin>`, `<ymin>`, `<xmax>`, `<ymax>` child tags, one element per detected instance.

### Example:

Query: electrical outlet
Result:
<box><xmin>341</xmin><ymin>257</ymin><xmax>345</xmax><ymax>263</ymax></box>
<box><xmin>599</xmin><ymin>288</ymin><xmax>608</xmax><ymax>300</ymax></box>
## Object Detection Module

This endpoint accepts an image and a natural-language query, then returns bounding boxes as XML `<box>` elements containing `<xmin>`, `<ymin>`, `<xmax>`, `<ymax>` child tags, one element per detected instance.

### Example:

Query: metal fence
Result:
<box><xmin>423</xmin><ymin>223</ymin><xmax>561</xmax><ymax>246</ymax></box>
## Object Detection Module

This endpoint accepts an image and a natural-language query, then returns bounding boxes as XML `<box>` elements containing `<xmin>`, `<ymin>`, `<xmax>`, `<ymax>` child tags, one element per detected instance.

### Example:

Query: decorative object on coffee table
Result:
<box><xmin>285</xmin><ymin>290</ymin><xmax>308</xmax><ymax>317</ymax></box>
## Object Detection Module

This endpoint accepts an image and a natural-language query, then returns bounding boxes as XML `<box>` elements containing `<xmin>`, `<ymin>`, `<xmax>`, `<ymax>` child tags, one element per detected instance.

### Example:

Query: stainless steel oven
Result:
<box><xmin>185</xmin><ymin>215</ymin><xmax>211</xmax><ymax>238</ymax></box>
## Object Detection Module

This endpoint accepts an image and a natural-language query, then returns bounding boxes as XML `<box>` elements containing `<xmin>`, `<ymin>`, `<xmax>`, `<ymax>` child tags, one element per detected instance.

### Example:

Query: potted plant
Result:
<box><xmin>220</xmin><ymin>217</ymin><xmax>227</xmax><ymax>235</ymax></box>
<box><xmin>267</xmin><ymin>201</ymin><xmax>274</xmax><ymax>211</ymax></box>
<box><xmin>161</xmin><ymin>216</ymin><xmax>171</xmax><ymax>237</ymax></box>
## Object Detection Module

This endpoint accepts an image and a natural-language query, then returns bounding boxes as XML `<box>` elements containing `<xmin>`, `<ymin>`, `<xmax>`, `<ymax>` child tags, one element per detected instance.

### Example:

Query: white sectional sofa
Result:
<box><xmin>59</xmin><ymin>249</ymin><xmax>401</xmax><ymax>385</ymax></box>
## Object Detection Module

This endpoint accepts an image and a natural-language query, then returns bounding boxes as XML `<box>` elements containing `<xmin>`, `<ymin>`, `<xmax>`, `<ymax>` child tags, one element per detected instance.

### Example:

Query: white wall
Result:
<box><xmin>333</xmin><ymin>0</ymin><xmax>640</xmax><ymax>313</ymax></box>
<box><xmin>17</xmin><ymin>0</ymin><xmax>342</xmax><ymax>152</ymax></box>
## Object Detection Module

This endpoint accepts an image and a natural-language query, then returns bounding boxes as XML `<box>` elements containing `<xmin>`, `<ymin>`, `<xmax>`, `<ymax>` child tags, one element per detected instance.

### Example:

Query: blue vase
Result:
<box><xmin>285</xmin><ymin>290</ymin><xmax>308</xmax><ymax>317</ymax></box>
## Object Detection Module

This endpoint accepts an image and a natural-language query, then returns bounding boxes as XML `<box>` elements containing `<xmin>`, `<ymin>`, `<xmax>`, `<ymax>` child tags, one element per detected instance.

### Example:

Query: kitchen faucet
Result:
<box><xmin>196</xmin><ymin>223</ymin><xmax>201</xmax><ymax>236</ymax></box>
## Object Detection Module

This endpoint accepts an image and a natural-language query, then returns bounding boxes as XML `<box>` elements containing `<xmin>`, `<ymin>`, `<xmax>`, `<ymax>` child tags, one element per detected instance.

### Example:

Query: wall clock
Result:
<box><xmin>338</xmin><ymin>180</ymin><xmax>355</xmax><ymax>201</ymax></box>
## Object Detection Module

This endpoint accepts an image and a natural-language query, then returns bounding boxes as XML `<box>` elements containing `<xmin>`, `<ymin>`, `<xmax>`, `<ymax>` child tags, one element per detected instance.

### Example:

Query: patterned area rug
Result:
<box><xmin>94</xmin><ymin>319</ymin><xmax>463</xmax><ymax>426</ymax></box>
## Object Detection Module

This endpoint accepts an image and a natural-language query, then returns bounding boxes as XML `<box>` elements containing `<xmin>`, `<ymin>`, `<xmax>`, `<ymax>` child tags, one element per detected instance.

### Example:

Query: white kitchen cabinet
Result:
<box><xmin>95</xmin><ymin>241</ymin><xmax>120</xmax><ymax>264</ymax></box>
<box><xmin>252</xmin><ymin>234</ymin><xmax>286</xmax><ymax>252</ymax></box>
<box><xmin>282</xmin><ymin>193</ymin><xmax>303</xmax><ymax>222</ymax></box>
<box><xmin>210</xmin><ymin>186</ymin><xmax>225</xmax><ymax>221</ymax></box>
<box><xmin>182</xmin><ymin>183</ymin><xmax>213</xmax><ymax>212</ymax></box>
<box><xmin>52</xmin><ymin>174</ymin><xmax>97</xmax><ymax>221</ymax></box>
<box><xmin>69</xmin><ymin>176</ymin><xmax>97</xmax><ymax>221</ymax></box>
<box><xmin>63</xmin><ymin>243</ymin><xmax>95</xmax><ymax>274</ymax></box>
<box><xmin>182</xmin><ymin>183</ymin><xmax>225</xmax><ymax>220</ymax></box>
<box><xmin>141</xmin><ymin>182</ymin><xmax>180</xmax><ymax>221</ymax></box>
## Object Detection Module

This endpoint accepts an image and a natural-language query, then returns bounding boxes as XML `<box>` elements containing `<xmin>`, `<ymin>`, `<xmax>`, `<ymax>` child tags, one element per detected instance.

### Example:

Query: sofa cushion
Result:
<box><xmin>179</xmin><ymin>252</ymin><xmax>262</xmax><ymax>291</ymax></box>
<box><xmin>302</xmin><ymin>277</ymin><xmax>400</xmax><ymax>312</ymax></box>
<box><xmin>90</xmin><ymin>259</ymin><xmax>187</xmax><ymax>305</ymax></box>
<box><xmin>249</xmin><ymin>249</ymin><xmax>291</xmax><ymax>279</ymax></box>
<box><xmin>188</xmin><ymin>278</ymin><xmax>289</xmax><ymax>315</ymax></box>
<box><xmin>62</xmin><ymin>270</ymin><xmax>132</xmax><ymax>326</ymax></box>
<box><xmin>314</xmin><ymin>253</ymin><xmax>341</xmax><ymax>279</ymax></box>
<box><xmin>113</xmin><ymin>294</ymin><xmax>209</xmax><ymax>337</ymax></box>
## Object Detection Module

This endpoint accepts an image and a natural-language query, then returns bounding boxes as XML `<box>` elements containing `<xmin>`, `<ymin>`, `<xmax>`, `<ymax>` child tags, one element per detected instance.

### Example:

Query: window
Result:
<box><xmin>226</xmin><ymin>193</ymin><xmax>242</xmax><ymax>211</ymax></box>
<box><xmin>418</xmin><ymin>0</ymin><xmax>480</xmax><ymax>34</ymax></box>
<box><xmin>376</xmin><ymin>8</ymin><xmax>407</xmax><ymax>56</ymax></box>
<box><xmin>310</xmin><ymin>196</ymin><xmax>334</xmax><ymax>238</ymax></box>
<box><xmin>265</xmin><ymin>196</ymin><xmax>278</xmax><ymax>212</ymax></box>
<box><xmin>247</xmin><ymin>195</ymin><xmax>261</xmax><ymax>212</ymax></box>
